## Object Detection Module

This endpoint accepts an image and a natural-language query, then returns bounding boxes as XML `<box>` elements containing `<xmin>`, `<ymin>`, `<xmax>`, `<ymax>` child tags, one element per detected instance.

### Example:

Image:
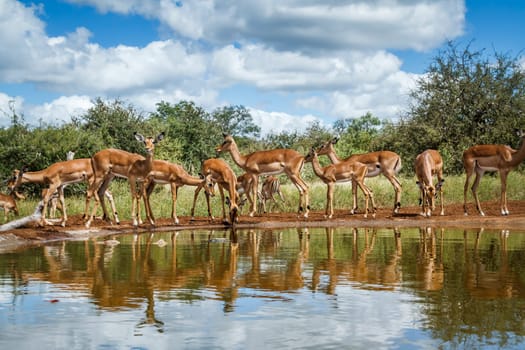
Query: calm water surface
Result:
<box><xmin>1</xmin><ymin>227</ymin><xmax>525</xmax><ymax>349</ymax></box>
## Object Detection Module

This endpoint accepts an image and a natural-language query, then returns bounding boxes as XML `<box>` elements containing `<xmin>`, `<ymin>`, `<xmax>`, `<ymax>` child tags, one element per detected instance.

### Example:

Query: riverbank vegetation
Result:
<box><xmin>1</xmin><ymin>41</ymin><xmax>524</xmax><ymax>219</ymax></box>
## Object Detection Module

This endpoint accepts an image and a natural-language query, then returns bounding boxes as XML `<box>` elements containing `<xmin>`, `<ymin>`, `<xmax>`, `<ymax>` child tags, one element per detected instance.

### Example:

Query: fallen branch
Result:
<box><xmin>0</xmin><ymin>201</ymin><xmax>44</xmax><ymax>232</ymax></box>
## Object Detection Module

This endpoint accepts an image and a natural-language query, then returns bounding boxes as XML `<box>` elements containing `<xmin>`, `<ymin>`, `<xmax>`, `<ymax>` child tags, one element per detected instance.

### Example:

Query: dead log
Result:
<box><xmin>0</xmin><ymin>201</ymin><xmax>44</xmax><ymax>232</ymax></box>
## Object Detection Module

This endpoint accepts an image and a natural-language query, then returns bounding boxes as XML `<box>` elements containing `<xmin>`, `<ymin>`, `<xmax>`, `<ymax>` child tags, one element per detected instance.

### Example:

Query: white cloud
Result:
<box><xmin>26</xmin><ymin>95</ymin><xmax>93</xmax><ymax>125</ymax></box>
<box><xmin>0</xmin><ymin>93</ymin><xmax>24</xmax><ymax>125</ymax></box>
<box><xmin>0</xmin><ymin>0</ymin><xmax>465</xmax><ymax>134</ymax></box>
<box><xmin>66</xmin><ymin>0</ymin><xmax>465</xmax><ymax>52</ymax></box>
<box><xmin>249</xmin><ymin>108</ymin><xmax>323</xmax><ymax>136</ymax></box>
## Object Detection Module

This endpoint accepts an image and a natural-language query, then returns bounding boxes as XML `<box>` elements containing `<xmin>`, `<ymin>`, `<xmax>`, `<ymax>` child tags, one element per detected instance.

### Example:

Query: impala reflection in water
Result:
<box><xmin>1</xmin><ymin>227</ymin><xmax>525</xmax><ymax>349</ymax></box>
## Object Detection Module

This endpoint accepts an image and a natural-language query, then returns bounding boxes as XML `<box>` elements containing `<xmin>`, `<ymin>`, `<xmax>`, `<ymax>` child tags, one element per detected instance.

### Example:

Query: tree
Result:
<box><xmin>74</xmin><ymin>97</ymin><xmax>147</xmax><ymax>154</ymax></box>
<box><xmin>333</xmin><ymin>112</ymin><xmax>383</xmax><ymax>155</ymax></box>
<box><xmin>212</xmin><ymin>105</ymin><xmax>260</xmax><ymax>138</ymax></box>
<box><xmin>378</xmin><ymin>41</ymin><xmax>525</xmax><ymax>173</ymax></box>
<box><xmin>150</xmin><ymin>100</ymin><xmax>221</xmax><ymax>172</ymax></box>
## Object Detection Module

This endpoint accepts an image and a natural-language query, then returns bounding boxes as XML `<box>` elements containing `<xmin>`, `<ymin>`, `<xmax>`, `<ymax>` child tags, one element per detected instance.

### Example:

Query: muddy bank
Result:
<box><xmin>1</xmin><ymin>200</ymin><xmax>525</xmax><ymax>252</ymax></box>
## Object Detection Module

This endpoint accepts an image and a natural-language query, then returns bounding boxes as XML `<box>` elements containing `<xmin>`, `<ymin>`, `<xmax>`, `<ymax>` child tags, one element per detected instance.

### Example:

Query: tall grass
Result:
<box><xmin>11</xmin><ymin>172</ymin><xmax>525</xmax><ymax>220</ymax></box>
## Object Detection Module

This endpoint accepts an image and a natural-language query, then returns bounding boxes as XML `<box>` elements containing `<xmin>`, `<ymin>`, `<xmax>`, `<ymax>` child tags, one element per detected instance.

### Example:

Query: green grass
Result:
<box><xmin>10</xmin><ymin>172</ymin><xmax>525</xmax><ymax>221</ymax></box>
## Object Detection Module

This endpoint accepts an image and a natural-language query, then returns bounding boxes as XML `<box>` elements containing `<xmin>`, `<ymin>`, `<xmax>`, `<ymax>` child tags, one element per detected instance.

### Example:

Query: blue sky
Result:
<box><xmin>0</xmin><ymin>0</ymin><xmax>523</xmax><ymax>136</ymax></box>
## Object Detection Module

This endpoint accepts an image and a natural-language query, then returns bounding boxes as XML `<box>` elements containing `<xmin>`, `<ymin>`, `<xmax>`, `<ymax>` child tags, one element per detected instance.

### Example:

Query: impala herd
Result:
<box><xmin>3</xmin><ymin>129</ymin><xmax>525</xmax><ymax>227</ymax></box>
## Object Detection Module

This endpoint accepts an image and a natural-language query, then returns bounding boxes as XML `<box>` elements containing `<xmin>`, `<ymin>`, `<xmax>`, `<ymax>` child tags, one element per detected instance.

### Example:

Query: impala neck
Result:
<box><xmin>145</xmin><ymin>151</ymin><xmax>154</xmax><ymax>168</ymax></box>
<box><xmin>311</xmin><ymin>153</ymin><xmax>325</xmax><ymax>178</ymax></box>
<box><xmin>227</xmin><ymin>140</ymin><xmax>247</xmax><ymax>168</ymax></box>
<box><xmin>20</xmin><ymin>170</ymin><xmax>47</xmax><ymax>186</ymax></box>
<box><xmin>327</xmin><ymin>148</ymin><xmax>342</xmax><ymax>164</ymax></box>
<box><xmin>181</xmin><ymin>173</ymin><xmax>204</xmax><ymax>186</ymax></box>
<box><xmin>511</xmin><ymin>135</ymin><xmax>525</xmax><ymax>166</ymax></box>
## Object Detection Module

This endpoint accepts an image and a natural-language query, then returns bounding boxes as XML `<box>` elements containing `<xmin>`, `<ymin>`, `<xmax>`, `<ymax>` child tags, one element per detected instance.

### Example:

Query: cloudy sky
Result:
<box><xmin>0</xmin><ymin>0</ymin><xmax>523</xmax><ymax>136</ymax></box>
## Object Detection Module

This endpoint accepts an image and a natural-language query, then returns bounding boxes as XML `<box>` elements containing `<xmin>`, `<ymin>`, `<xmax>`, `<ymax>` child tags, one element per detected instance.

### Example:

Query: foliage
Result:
<box><xmin>212</xmin><ymin>105</ymin><xmax>261</xmax><ymax>138</ymax></box>
<box><xmin>376</xmin><ymin>41</ymin><xmax>525</xmax><ymax>174</ymax></box>
<box><xmin>74</xmin><ymin>97</ymin><xmax>148</xmax><ymax>154</ymax></box>
<box><xmin>333</xmin><ymin>112</ymin><xmax>383</xmax><ymax>155</ymax></box>
<box><xmin>149</xmin><ymin>100</ymin><xmax>221</xmax><ymax>173</ymax></box>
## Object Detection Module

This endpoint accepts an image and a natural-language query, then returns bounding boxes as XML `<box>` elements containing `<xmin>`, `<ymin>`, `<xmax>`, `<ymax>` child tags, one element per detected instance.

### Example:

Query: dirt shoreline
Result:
<box><xmin>1</xmin><ymin>200</ymin><xmax>525</xmax><ymax>251</ymax></box>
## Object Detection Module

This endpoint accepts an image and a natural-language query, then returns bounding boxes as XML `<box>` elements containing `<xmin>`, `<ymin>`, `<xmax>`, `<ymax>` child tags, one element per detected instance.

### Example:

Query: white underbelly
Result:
<box><xmin>477</xmin><ymin>165</ymin><xmax>499</xmax><ymax>172</ymax></box>
<box><xmin>260</xmin><ymin>169</ymin><xmax>283</xmax><ymax>176</ymax></box>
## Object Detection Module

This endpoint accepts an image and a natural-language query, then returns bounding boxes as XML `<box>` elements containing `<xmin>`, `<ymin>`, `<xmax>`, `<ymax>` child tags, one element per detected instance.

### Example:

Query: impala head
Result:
<box><xmin>215</xmin><ymin>133</ymin><xmax>235</xmax><ymax>154</ymax></box>
<box><xmin>304</xmin><ymin>147</ymin><xmax>317</xmax><ymax>163</ymax></box>
<box><xmin>7</xmin><ymin>169</ymin><xmax>22</xmax><ymax>192</ymax></box>
<box><xmin>416</xmin><ymin>181</ymin><xmax>436</xmax><ymax>211</ymax></box>
<box><xmin>200</xmin><ymin>172</ymin><xmax>216</xmax><ymax>197</ymax></box>
<box><xmin>134</xmin><ymin>132</ymin><xmax>165</xmax><ymax>154</ymax></box>
<box><xmin>317</xmin><ymin>137</ymin><xmax>339</xmax><ymax>156</ymax></box>
<box><xmin>224</xmin><ymin>196</ymin><xmax>239</xmax><ymax>224</ymax></box>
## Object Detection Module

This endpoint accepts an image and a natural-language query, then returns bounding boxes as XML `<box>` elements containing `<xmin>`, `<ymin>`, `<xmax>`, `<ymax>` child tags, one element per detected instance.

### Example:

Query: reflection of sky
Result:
<box><xmin>0</xmin><ymin>276</ymin><xmax>436</xmax><ymax>350</ymax></box>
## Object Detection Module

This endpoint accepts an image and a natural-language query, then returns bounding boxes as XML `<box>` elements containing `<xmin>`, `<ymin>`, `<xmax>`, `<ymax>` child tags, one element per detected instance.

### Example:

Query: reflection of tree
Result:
<box><xmin>420</xmin><ymin>228</ymin><xmax>525</xmax><ymax>348</ymax></box>
<box><xmin>465</xmin><ymin>229</ymin><xmax>518</xmax><ymax>299</ymax></box>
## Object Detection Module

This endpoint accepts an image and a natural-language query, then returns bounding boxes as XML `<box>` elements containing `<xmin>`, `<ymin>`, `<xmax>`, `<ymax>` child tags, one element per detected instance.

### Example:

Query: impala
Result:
<box><xmin>190</xmin><ymin>158</ymin><xmax>239</xmax><ymax>224</ymax></box>
<box><xmin>142</xmin><ymin>159</ymin><xmax>211</xmax><ymax>225</ymax></box>
<box><xmin>414</xmin><ymin>149</ymin><xmax>445</xmax><ymax>217</ymax></box>
<box><xmin>305</xmin><ymin>147</ymin><xmax>376</xmax><ymax>219</ymax></box>
<box><xmin>257</xmin><ymin>175</ymin><xmax>285</xmax><ymax>214</ymax></box>
<box><xmin>317</xmin><ymin>137</ymin><xmax>402</xmax><ymax>214</ymax></box>
<box><xmin>85</xmin><ymin>132</ymin><xmax>164</xmax><ymax>228</ymax></box>
<box><xmin>215</xmin><ymin>134</ymin><xmax>309</xmax><ymax>218</ymax></box>
<box><xmin>463</xmin><ymin>129</ymin><xmax>525</xmax><ymax>216</ymax></box>
<box><xmin>0</xmin><ymin>191</ymin><xmax>20</xmax><ymax>222</ymax></box>
<box><xmin>236</xmin><ymin>172</ymin><xmax>256</xmax><ymax>212</ymax></box>
<box><xmin>8</xmin><ymin>160</ymin><xmax>117</xmax><ymax>227</ymax></box>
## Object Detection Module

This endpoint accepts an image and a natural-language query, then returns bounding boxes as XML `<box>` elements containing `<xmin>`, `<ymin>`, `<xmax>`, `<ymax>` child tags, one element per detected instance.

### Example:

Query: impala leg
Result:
<box><xmin>385</xmin><ymin>173</ymin><xmax>402</xmax><ymax>214</ymax></box>
<box><xmin>97</xmin><ymin>176</ymin><xmax>114</xmax><ymax>223</ymax></box>
<box><xmin>437</xmin><ymin>179</ymin><xmax>445</xmax><ymax>216</ymax></box>
<box><xmin>170</xmin><ymin>183</ymin><xmax>180</xmax><ymax>225</ymax></box>
<box><xmin>249</xmin><ymin>176</ymin><xmax>259</xmax><ymax>217</ymax></box>
<box><xmin>368</xmin><ymin>185</ymin><xmax>377</xmax><ymax>218</ymax></box>
<box><xmin>130</xmin><ymin>178</ymin><xmax>139</xmax><ymax>227</ymax></box>
<box><xmin>57</xmin><ymin>186</ymin><xmax>67</xmax><ymax>227</ymax></box>
<box><xmin>144</xmin><ymin>180</ymin><xmax>156</xmax><ymax>225</ymax></box>
<box><xmin>84</xmin><ymin>187</ymin><xmax>99</xmax><ymax>228</ymax></box>
<box><xmin>326</xmin><ymin>183</ymin><xmax>334</xmax><ymax>219</ymax></box>
<box><xmin>289</xmin><ymin>174</ymin><xmax>309</xmax><ymax>218</ymax></box>
<box><xmin>471</xmin><ymin>170</ymin><xmax>485</xmax><ymax>216</ymax></box>
<box><xmin>41</xmin><ymin>185</ymin><xmax>58</xmax><ymax>226</ymax></box>
<box><xmin>205</xmin><ymin>188</ymin><xmax>214</xmax><ymax>222</ymax></box>
<box><xmin>105</xmin><ymin>190</ymin><xmax>118</xmax><ymax>224</ymax></box>
<box><xmin>85</xmin><ymin>175</ymin><xmax>107</xmax><ymax>228</ymax></box>
<box><xmin>500</xmin><ymin>171</ymin><xmax>509</xmax><ymax>215</ymax></box>
<box><xmin>190</xmin><ymin>184</ymin><xmax>201</xmax><ymax>220</ymax></box>
<box><xmin>137</xmin><ymin>182</ymin><xmax>144</xmax><ymax>226</ymax></box>
<box><xmin>463</xmin><ymin>167</ymin><xmax>473</xmax><ymax>216</ymax></box>
<box><xmin>356</xmin><ymin>180</ymin><xmax>370</xmax><ymax>218</ymax></box>
<box><xmin>418</xmin><ymin>183</ymin><xmax>426</xmax><ymax>217</ymax></box>
<box><xmin>218</xmin><ymin>186</ymin><xmax>230</xmax><ymax>224</ymax></box>
<box><xmin>351</xmin><ymin>179</ymin><xmax>358</xmax><ymax>214</ymax></box>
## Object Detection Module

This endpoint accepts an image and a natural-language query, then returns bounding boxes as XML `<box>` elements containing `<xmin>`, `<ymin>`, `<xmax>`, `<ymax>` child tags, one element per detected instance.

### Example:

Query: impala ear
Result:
<box><xmin>134</xmin><ymin>132</ymin><xmax>145</xmax><ymax>142</ymax></box>
<box><xmin>155</xmin><ymin>132</ymin><xmax>165</xmax><ymax>143</ymax></box>
<box><xmin>332</xmin><ymin>136</ymin><xmax>340</xmax><ymax>144</ymax></box>
<box><xmin>222</xmin><ymin>132</ymin><xmax>228</xmax><ymax>137</ymax></box>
